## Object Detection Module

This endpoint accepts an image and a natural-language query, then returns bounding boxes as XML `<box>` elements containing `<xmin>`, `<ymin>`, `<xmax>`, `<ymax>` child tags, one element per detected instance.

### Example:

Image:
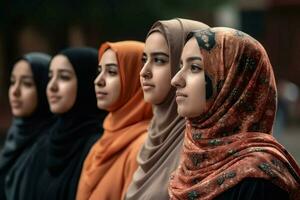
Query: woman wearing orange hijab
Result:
<box><xmin>76</xmin><ymin>41</ymin><xmax>152</xmax><ymax>200</ymax></box>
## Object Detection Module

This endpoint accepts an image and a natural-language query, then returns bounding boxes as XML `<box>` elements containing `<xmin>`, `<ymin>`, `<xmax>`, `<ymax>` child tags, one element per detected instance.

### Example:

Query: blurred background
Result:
<box><xmin>0</xmin><ymin>0</ymin><xmax>299</xmax><ymax>161</ymax></box>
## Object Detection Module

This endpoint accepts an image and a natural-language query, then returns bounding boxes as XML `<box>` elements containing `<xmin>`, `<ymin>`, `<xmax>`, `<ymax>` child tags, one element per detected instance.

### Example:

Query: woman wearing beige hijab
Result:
<box><xmin>125</xmin><ymin>18</ymin><xmax>209</xmax><ymax>200</ymax></box>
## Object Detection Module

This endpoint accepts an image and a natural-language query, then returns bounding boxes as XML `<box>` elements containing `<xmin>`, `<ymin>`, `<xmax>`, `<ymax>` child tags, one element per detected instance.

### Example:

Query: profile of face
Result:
<box><xmin>9</xmin><ymin>60</ymin><xmax>38</xmax><ymax>117</ymax></box>
<box><xmin>140</xmin><ymin>32</ymin><xmax>172</xmax><ymax>105</ymax></box>
<box><xmin>94</xmin><ymin>48</ymin><xmax>121</xmax><ymax>110</ymax></box>
<box><xmin>171</xmin><ymin>37</ymin><xmax>206</xmax><ymax>118</ymax></box>
<box><xmin>47</xmin><ymin>55</ymin><xmax>77</xmax><ymax>114</ymax></box>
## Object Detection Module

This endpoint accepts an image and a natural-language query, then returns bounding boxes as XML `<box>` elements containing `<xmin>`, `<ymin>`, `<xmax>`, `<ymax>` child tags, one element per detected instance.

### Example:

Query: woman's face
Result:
<box><xmin>94</xmin><ymin>48</ymin><xmax>121</xmax><ymax>110</ymax></box>
<box><xmin>140</xmin><ymin>32</ymin><xmax>172</xmax><ymax>105</ymax></box>
<box><xmin>171</xmin><ymin>37</ymin><xmax>206</xmax><ymax>118</ymax></box>
<box><xmin>9</xmin><ymin>60</ymin><xmax>38</xmax><ymax>117</ymax></box>
<box><xmin>47</xmin><ymin>55</ymin><xmax>77</xmax><ymax>114</ymax></box>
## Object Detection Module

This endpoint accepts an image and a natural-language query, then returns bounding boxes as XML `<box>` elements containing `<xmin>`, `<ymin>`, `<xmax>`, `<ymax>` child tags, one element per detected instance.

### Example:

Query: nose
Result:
<box><xmin>48</xmin><ymin>77</ymin><xmax>58</xmax><ymax>92</ymax></box>
<box><xmin>171</xmin><ymin>69</ymin><xmax>185</xmax><ymax>88</ymax></box>
<box><xmin>140</xmin><ymin>62</ymin><xmax>152</xmax><ymax>79</ymax></box>
<box><xmin>94</xmin><ymin>72</ymin><xmax>105</xmax><ymax>87</ymax></box>
<box><xmin>11</xmin><ymin>82</ymin><xmax>21</xmax><ymax>97</ymax></box>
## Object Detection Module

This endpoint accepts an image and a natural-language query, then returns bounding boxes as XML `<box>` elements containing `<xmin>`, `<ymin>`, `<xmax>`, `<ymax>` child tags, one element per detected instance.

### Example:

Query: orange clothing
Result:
<box><xmin>76</xmin><ymin>41</ymin><xmax>152</xmax><ymax>200</ymax></box>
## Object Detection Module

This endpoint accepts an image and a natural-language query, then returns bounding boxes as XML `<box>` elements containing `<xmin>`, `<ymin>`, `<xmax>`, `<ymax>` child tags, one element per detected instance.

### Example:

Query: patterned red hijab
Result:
<box><xmin>168</xmin><ymin>27</ymin><xmax>300</xmax><ymax>200</ymax></box>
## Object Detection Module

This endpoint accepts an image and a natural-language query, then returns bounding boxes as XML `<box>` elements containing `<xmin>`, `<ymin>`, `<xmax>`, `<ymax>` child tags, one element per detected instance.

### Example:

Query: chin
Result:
<box><xmin>142</xmin><ymin>94</ymin><xmax>154</xmax><ymax>104</ymax></box>
<box><xmin>49</xmin><ymin>106</ymin><xmax>64</xmax><ymax>114</ymax></box>
<box><xmin>177</xmin><ymin>108</ymin><xmax>197</xmax><ymax>118</ymax></box>
<box><xmin>97</xmin><ymin>102</ymin><xmax>108</xmax><ymax>110</ymax></box>
<box><xmin>12</xmin><ymin>111</ymin><xmax>24</xmax><ymax>117</ymax></box>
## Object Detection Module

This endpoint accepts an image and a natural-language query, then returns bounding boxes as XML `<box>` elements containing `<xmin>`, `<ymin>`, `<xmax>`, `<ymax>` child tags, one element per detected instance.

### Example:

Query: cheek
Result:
<box><xmin>66</xmin><ymin>83</ymin><xmax>77</xmax><ymax>107</ymax></box>
<box><xmin>189</xmin><ymin>77</ymin><xmax>206</xmax><ymax>115</ymax></box>
<box><xmin>154</xmin><ymin>68</ymin><xmax>171</xmax><ymax>98</ymax></box>
<box><xmin>110</xmin><ymin>78</ymin><xmax>121</xmax><ymax>103</ymax></box>
<box><xmin>23</xmin><ymin>89</ymin><xmax>38</xmax><ymax>115</ymax></box>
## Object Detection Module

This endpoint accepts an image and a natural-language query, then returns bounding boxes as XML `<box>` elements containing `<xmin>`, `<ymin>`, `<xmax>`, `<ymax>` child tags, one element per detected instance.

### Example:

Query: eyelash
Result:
<box><xmin>190</xmin><ymin>64</ymin><xmax>202</xmax><ymax>73</ymax></box>
<box><xmin>59</xmin><ymin>74</ymin><xmax>71</xmax><ymax>80</ymax></box>
<box><xmin>23</xmin><ymin>81</ymin><xmax>34</xmax><ymax>87</ymax></box>
<box><xmin>154</xmin><ymin>57</ymin><xmax>167</xmax><ymax>64</ymax></box>
<box><xmin>10</xmin><ymin>79</ymin><xmax>34</xmax><ymax>87</ymax></box>
<box><xmin>141</xmin><ymin>56</ymin><xmax>147</xmax><ymax>64</ymax></box>
<box><xmin>108</xmin><ymin>70</ymin><xmax>118</xmax><ymax>76</ymax></box>
<box><xmin>48</xmin><ymin>73</ymin><xmax>71</xmax><ymax>81</ymax></box>
<box><xmin>97</xmin><ymin>67</ymin><xmax>118</xmax><ymax>76</ymax></box>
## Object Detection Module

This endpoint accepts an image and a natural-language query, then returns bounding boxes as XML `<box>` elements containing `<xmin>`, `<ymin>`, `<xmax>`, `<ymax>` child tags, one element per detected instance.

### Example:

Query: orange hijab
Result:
<box><xmin>76</xmin><ymin>41</ymin><xmax>152</xmax><ymax>200</ymax></box>
<box><xmin>169</xmin><ymin>28</ymin><xmax>300</xmax><ymax>199</ymax></box>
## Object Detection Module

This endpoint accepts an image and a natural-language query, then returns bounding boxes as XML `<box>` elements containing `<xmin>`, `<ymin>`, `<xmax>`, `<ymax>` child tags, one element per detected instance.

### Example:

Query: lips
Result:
<box><xmin>142</xmin><ymin>82</ymin><xmax>155</xmax><ymax>91</ymax></box>
<box><xmin>10</xmin><ymin>100</ymin><xmax>22</xmax><ymax>108</ymax></box>
<box><xmin>48</xmin><ymin>96</ymin><xmax>61</xmax><ymax>103</ymax></box>
<box><xmin>95</xmin><ymin>91</ymin><xmax>108</xmax><ymax>99</ymax></box>
<box><xmin>175</xmin><ymin>91</ymin><xmax>187</xmax><ymax>102</ymax></box>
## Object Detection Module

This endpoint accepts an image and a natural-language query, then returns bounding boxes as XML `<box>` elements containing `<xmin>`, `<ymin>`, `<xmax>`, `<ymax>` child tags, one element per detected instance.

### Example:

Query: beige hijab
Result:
<box><xmin>125</xmin><ymin>18</ymin><xmax>210</xmax><ymax>200</ymax></box>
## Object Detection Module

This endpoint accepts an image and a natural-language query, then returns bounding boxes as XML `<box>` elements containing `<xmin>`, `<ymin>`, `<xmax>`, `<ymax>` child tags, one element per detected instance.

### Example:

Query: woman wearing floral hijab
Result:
<box><xmin>169</xmin><ymin>27</ymin><xmax>300</xmax><ymax>200</ymax></box>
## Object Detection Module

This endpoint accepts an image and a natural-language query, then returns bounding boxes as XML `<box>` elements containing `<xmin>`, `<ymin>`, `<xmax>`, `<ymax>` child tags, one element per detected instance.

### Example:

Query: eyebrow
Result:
<box><xmin>104</xmin><ymin>63</ymin><xmax>118</xmax><ymax>68</ymax></box>
<box><xmin>144</xmin><ymin>52</ymin><xmax>169</xmax><ymax>58</ymax></box>
<box><xmin>186</xmin><ymin>56</ymin><xmax>202</xmax><ymax>62</ymax></box>
<box><xmin>49</xmin><ymin>69</ymin><xmax>74</xmax><ymax>74</ymax></box>
<box><xmin>11</xmin><ymin>75</ymin><xmax>33</xmax><ymax>79</ymax></box>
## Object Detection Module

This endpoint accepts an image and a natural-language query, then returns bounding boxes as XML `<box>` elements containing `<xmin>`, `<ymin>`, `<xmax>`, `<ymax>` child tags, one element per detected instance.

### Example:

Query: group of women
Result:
<box><xmin>0</xmin><ymin>18</ymin><xmax>299</xmax><ymax>200</ymax></box>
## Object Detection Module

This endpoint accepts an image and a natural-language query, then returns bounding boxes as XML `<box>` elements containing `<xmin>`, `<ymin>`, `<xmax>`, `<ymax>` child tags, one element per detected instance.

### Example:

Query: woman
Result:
<box><xmin>25</xmin><ymin>47</ymin><xmax>106</xmax><ymax>200</ymax></box>
<box><xmin>169</xmin><ymin>27</ymin><xmax>300</xmax><ymax>200</ymax></box>
<box><xmin>125</xmin><ymin>18</ymin><xmax>209</xmax><ymax>200</ymax></box>
<box><xmin>0</xmin><ymin>53</ymin><xmax>54</xmax><ymax>200</ymax></box>
<box><xmin>76</xmin><ymin>41</ymin><xmax>152</xmax><ymax>200</ymax></box>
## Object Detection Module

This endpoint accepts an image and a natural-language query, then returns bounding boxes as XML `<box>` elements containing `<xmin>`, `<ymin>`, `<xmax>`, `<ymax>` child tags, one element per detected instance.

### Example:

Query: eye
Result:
<box><xmin>190</xmin><ymin>63</ymin><xmax>202</xmax><ymax>73</ymax></box>
<box><xmin>141</xmin><ymin>55</ymin><xmax>147</xmax><ymax>64</ymax></box>
<box><xmin>179</xmin><ymin>62</ymin><xmax>183</xmax><ymax>69</ymax></box>
<box><xmin>97</xmin><ymin>66</ymin><xmax>102</xmax><ymax>74</ymax></box>
<box><xmin>108</xmin><ymin>70</ymin><xmax>118</xmax><ymax>76</ymax></box>
<box><xmin>59</xmin><ymin>74</ymin><xmax>71</xmax><ymax>80</ymax></box>
<box><xmin>154</xmin><ymin>57</ymin><xmax>167</xmax><ymax>65</ymax></box>
<box><xmin>48</xmin><ymin>72</ymin><xmax>53</xmax><ymax>79</ymax></box>
<box><xmin>10</xmin><ymin>78</ymin><xmax>16</xmax><ymax>85</ymax></box>
<box><xmin>23</xmin><ymin>80</ymin><xmax>34</xmax><ymax>87</ymax></box>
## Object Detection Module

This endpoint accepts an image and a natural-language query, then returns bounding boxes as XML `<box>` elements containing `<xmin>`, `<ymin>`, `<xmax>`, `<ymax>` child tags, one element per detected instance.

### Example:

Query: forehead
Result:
<box><xmin>145</xmin><ymin>32</ymin><xmax>168</xmax><ymax>53</ymax></box>
<box><xmin>100</xmin><ymin>48</ymin><xmax>118</xmax><ymax>64</ymax></box>
<box><xmin>182</xmin><ymin>37</ymin><xmax>201</xmax><ymax>58</ymax></box>
<box><xmin>12</xmin><ymin>60</ymin><xmax>33</xmax><ymax>76</ymax></box>
<box><xmin>50</xmin><ymin>55</ymin><xmax>74</xmax><ymax>71</ymax></box>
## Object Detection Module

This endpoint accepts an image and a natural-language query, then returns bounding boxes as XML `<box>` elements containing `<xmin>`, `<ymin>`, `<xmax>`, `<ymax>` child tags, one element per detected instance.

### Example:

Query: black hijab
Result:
<box><xmin>24</xmin><ymin>47</ymin><xmax>106</xmax><ymax>200</ymax></box>
<box><xmin>0</xmin><ymin>53</ymin><xmax>54</xmax><ymax>200</ymax></box>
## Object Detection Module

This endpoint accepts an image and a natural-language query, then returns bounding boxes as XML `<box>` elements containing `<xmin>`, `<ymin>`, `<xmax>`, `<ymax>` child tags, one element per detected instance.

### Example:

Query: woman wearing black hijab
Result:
<box><xmin>22</xmin><ymin>47</ymin><xmax>106</xmax><ymax>200</ymax></box>
<box><xmin>0</xmin><ymin>53</ymin><xmax>54</xmax><ymax>200</ymax></box>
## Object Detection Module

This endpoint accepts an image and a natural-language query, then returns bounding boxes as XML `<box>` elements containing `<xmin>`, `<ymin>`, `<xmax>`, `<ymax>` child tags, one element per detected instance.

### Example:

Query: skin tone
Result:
<box><xmin>9</xmin><ymin>60</ymin><xmax>38</xmax><ymax>117</ymax></box>
<box><xmin>94</xmin><ymin>48</ymin><xmax>121</xmax><ymax>110</ymax></box>
<box><xmin>171</xmin><ymin>37</ymin><xmax>206</xmax><ymax>118</ymax></box>
<box><xmin>47</xmin><ymin>55</ymin><xmax>77</xmax><ymax>114</ymax></box>
<box><xmin>140</xmin><ymin>32</ymin><xmax>172</xmax><ymax>105</ymax></box>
